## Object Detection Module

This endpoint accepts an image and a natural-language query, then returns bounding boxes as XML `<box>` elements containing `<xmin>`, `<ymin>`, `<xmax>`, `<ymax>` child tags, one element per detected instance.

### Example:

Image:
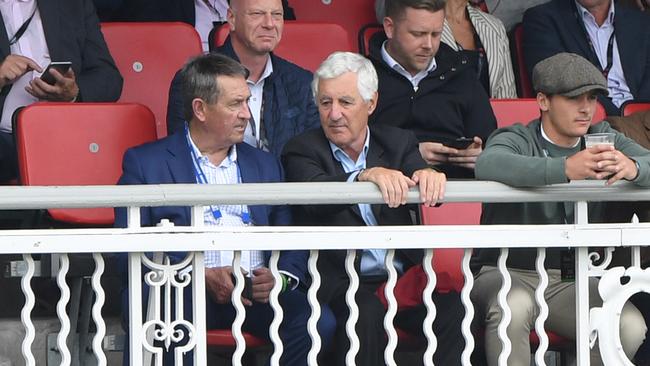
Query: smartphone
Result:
<box><xmin>444</xmin><ymin>137</ymin><xmax>474</xmax><ymax>149</ymax></box>
<box><xmin>40</xmin><ymin>61</ymin><xmax>72</xmax><ymax>85</ymax></box>
<box><xmin>230</xmin><ymin>273</ymin><xmax>253</xmax><ymax>300</ymax></box>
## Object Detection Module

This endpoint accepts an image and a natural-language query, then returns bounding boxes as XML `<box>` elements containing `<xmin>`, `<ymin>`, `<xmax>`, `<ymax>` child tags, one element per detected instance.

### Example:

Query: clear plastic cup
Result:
<box><xmin>584</xmin><ymin>133</ymin><xmax>615</xmax><ymax>148</ymax></box>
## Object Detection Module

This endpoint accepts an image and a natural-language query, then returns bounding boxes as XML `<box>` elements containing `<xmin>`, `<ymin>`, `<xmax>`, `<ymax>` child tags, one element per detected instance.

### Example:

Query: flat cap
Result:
<box><xmin>532</xmin><ymin>53</ymin><xmax>608</xmax><ymax>97</ymax></box>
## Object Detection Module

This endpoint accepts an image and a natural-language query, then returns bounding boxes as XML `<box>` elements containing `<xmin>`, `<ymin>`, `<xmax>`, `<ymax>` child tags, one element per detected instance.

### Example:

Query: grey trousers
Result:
<box><xmin>471</xmin><ymin>267</ymin><xmax>647</xmax><ymax>366</ymax></box>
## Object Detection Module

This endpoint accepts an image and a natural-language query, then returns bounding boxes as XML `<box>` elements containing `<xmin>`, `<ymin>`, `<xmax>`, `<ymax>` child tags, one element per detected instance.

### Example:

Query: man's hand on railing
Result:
<box><xmin>206</xmin><ymin>266</ymin><xmax>252</xmax><ymax>306</ymax></box>
<box><xmin>358</xmin><ymin>167</ymin><xmax>416</xmax><ymax>208</ymax></box>
<box><xmin>251</xmin><ymin>267</ymin><xmax>275</xmax><ymax>303</ymax></box>
<box><xmin>411</xmin><ymin>168</ymin><xmax>446</xmax><ymax>207</ymax></box>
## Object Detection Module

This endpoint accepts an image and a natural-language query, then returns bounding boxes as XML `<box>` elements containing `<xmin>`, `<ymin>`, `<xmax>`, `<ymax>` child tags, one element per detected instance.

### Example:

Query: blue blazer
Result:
<box><xmin>114</xmin><ymin>131</ymin><xmax>307</xmax><ymax>282</ymax></box>
<box><xmin>522</xmin><ymin>0</ymin><xmax>650</xmax><ymax>114</ymax></box>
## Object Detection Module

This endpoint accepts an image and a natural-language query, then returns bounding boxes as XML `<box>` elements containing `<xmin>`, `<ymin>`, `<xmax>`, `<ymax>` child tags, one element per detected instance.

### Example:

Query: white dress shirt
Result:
<box><xmin>243</xmin><ymin>56</ymin><xmax>273</xmax><ymax>148</ymax></box>
<box><xmin>380</xmin><ymin>40</ymin><xmax>437</xmax><ymax>91</ymax></box>
<box><xmin>194</xmin><ymin>0</ymin><xmax>228</xmax><ymax>52</ymax></box>
<box><xmin>0</xmin><ymin>0</ymin><xmax>50</xmax><ymax>132</ymax></box>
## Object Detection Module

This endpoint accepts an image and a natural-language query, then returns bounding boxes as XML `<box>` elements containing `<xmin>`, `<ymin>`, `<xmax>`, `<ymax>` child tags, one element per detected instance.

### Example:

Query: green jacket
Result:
<box><xmin>473</xmin><ymin>119</ymin><xmax>650</xmax><ymax>270</ymax></box>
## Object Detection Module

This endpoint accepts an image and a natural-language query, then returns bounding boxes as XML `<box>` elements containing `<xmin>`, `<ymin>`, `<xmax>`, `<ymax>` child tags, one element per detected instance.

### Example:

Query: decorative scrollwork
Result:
<box><xmin>589</xmin><ymin>267</ymin><xmax>650</xmax><ymax>366</ymax></box>
<box><xmin>142</xmin><ymin>319</ymin><xmax>196</xmax><ymax>353</ymax></box>
<box><xmin>587</xmin><ymin>247</ymin><xmax>615</xmax><ymax>272</ymax></box>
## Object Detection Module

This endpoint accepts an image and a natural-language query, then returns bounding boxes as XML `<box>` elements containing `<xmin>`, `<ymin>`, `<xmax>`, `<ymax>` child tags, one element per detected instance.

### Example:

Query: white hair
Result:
<box><xmin>312</xmin><ymin>52</ymin><xmax>378</xmax><ymax>103</ymax></box>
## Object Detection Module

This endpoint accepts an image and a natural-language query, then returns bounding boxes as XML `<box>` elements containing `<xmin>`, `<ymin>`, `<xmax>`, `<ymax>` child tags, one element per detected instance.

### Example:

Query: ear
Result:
<box><xmin>367</xmin><ymin>91</ymin><xmax>379</xmax><ymax>116</ymax></box>
<box><xmin>227</xmin><ymin>7</ymin><xmax>235</xmax><ymax>31</ymax></box>
<box><xmin>192</xmin><ymin>98</ymin><xmax>207</xmax><ymax>122</ymax></box>
<box><xmin>536</xmin><ymin>92</ymin><xmax>550</xmax><ymax>112</ymax></box>
<box><xmin>383</xmin><ymin>16</ymin><xmax>395</xmax><ymax>39</ymax></box>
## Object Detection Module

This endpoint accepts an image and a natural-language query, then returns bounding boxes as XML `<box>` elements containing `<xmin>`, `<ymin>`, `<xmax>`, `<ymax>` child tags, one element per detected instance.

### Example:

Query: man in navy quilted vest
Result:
<box><xmin>167</xmin><ymin>0</ymin><xmax>319</xmax><ymax>158</ymax></box>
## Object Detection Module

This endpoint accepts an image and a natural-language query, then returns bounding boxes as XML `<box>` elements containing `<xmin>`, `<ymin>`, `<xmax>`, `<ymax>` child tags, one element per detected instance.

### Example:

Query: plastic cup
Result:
<box><xmin>584</xmin><ymin>133</ymin><xmax>615</xmax><ymax>148</ymax></box>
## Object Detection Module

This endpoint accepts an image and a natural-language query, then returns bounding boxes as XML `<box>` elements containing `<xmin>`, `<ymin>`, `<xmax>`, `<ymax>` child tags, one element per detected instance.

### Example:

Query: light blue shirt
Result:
<box><xmin>575</xmin><ymin>0</ymin><xmax>632</xmax><ymax>108</ymax></box>
<box><xmin>328</xmin><ymin>128</ymin><xmax>404</xmax><ymax>276</ymax></box>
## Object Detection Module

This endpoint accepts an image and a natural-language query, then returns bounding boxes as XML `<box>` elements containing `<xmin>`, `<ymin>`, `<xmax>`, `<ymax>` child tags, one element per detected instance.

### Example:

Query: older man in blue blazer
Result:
<box><xmin>115</xmin><ymin>53</ymin><xmax>334</xmax><ymax>365</ymax></box>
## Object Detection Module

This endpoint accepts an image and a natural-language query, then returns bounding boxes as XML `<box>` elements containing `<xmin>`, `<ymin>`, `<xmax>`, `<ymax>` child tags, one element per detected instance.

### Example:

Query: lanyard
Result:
<box><xmin>185</xmin><ymin>124</ymin><xmax>251</xmax><ymax>224</ymax></box>
<box><xmin>8</xmin><ymin>6</ymin><xmax>37</xmax><ymax>46</ymax></box>
<box><xmin>574</xmin><ymin>4</ymin><xmax>616</xmax><ymax>79</ymax></box>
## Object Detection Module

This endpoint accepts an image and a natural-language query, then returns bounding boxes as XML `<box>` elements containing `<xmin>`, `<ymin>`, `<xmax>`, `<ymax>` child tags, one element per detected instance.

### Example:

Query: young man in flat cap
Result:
<box><xmin>472</xmin><ymin>52</ymin><xmax>650</xmax><ymax>365</ymax></box>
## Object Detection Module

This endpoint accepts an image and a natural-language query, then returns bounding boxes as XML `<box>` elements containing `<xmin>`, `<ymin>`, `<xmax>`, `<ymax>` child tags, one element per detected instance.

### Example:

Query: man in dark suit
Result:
<box><xmin>166</xmin><ymin>0</ymin><xmax>318</xmax><ymax>158</ymax></box>
<box><xmin>282</xmin><ymin>51</ymin><xmax>463</xmax><ymax>366</ymax></box>
<box><xmin>115</xmin><ymin>53</ymin><xmax>334</xmax><ymax>365</ymax></box>
<box><xmin>523</xmin><ymin>0</ymin><xmax>650</xmax><ymax>115</ymax></box>
<box><xmin>0</xmin><ymin>0</ymin><xmax>122</xmax><ymax>180</ymax></box>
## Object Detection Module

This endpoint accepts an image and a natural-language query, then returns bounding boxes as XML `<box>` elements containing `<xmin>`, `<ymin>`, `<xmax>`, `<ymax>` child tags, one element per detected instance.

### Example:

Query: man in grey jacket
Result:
<box><xmin>473</xmin><ymin>52</ymin><xmax>649</xmax><ymax>365</ymax></box>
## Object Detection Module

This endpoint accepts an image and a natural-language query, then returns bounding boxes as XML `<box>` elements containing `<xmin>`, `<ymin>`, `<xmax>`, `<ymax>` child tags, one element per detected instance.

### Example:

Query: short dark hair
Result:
<box><xmin>180</xmin><ymin>53</ymin><xmax>249</xmax><ymax>123</ymax></box>
<box><xmin>385</xmin><ymin>0</ymin><xmax>446</xmax><ymax>19</ymax></box>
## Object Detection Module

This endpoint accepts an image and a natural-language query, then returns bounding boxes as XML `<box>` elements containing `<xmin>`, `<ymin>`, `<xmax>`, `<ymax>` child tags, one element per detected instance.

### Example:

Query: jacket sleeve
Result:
<box><xmin>76</xmin><ymin>0</ymin><xmax>123</xmax><ymax>102</ymax></box>
<box><xmin>602</xmin><ymin>122</ymin><xmax>650</xmax><ymax>187</ymax></box>
<box><xmin>114</xmin><ymin>148</ymin><xmax>153</xmax><ymax>229</ymax></box>
<box><xmin>475</xmin><ymin>129</ymin><xmax>569</xmax><ymax>187</ymax></box>
<box><xmin>166</xmin><ymin>70</ymin><xmax>186</xmax><ymax>135</ymax></box>
<box><xmin>464</xmin><ymin>76</ymin><xmax>498</xmax><ymax>144</ymax></box>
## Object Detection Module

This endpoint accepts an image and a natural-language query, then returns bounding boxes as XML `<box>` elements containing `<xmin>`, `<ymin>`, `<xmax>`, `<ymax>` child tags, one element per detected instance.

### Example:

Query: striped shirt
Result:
<box><xmin>186</xmin><ymin>130</ymin><xmax>265</xmax><ymax>271</ymax></box>
<box><xmin>441</xmin><ymin>4</ymin><xmax>517</xmax><ymax>98</ymax></box>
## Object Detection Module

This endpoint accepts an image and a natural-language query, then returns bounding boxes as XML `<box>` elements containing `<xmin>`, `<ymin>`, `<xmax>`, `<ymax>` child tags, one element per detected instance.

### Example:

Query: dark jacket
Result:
<box><xmin>367</xmin><ymin>34</ymin><xmax>497</xmax><ymax>178</ymax></box>
<box><xmin>523</xmin><ymin>0</ymin><xmax>650</xmax><ymax>115</ymax></box>
<box><xmin>281</xmin><ymin>125</ymin><xmax>426</xmax><ymax>301</ymax></box>
<box><xmin>167</xmin><ymin>37</ymin><xmax>319</xmax><ymax>158</ymax></box>
<box><xmin>0</xmin><ymin>0</ymin><xmax>122</xmax><ymax>115</ymax></box>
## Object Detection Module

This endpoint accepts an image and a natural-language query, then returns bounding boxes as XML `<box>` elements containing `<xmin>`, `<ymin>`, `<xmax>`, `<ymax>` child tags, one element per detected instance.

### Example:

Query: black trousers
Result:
<box><xmin>323</xmin><ymin>277</ymin><xmax>465</xmax><ymax>366</ymax></box>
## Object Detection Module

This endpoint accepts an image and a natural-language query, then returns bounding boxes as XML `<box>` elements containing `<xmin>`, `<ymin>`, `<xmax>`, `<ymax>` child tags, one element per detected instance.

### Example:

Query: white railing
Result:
<box><xmin>1</xmin><ymin>180</ymin><xmax>649</xmax><ymax>366</ymax></box>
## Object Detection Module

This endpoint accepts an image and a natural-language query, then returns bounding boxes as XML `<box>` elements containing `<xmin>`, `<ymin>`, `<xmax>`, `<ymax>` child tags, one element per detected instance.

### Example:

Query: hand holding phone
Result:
<box><xmin>444</xmin><ymin>137</ymin><xmax>474</xmax><ymax>150</ymax></box>
<box><xmin>40</xmin><ymin>61</ymin><xmax>72</xmax><ymax>85</ymax></box>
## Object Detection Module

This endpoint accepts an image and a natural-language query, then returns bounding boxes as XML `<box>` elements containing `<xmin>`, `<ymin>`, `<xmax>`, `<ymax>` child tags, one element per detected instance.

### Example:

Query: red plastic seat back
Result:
<box><xmin>15</xmin><ymin>103</ymin><xmax>157</xmax><ymax>225</ymax></box>
<box><xmin>101</xmin><ymin>22</ymin><xmax>202</xmax><ymax>138</ymax></box>
<box><xmin>358</xmin><ymin>23</ymin><xmax>383</xmax><ymax>56</ymax></box>
<box><xmin>491</xmin><ymin>98</ymin><xmax>607</xmax><ymax>128</ymax></box>
<box><xmin>290</xmin><ymin>0</ymin><xmax>375</xmax><ymax>46</ymax></box>
<box><xmin>420</xmin><ymin>203</ymin><xmax>482</xmax><ymax>292</ymax></box>
<box><xmin>621</xmin><ymin>101</ymin><xmax>650</xmax><ymax>116</ymax></box>
<box><xmin>214</xmin><ymin>21</ymin><xmax>353</xmax><ymax>72</ymax></box>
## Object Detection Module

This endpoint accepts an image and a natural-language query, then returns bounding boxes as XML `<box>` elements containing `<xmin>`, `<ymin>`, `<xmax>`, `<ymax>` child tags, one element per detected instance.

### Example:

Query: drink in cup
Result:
<box><xmin>584</xmin><ymin>133</ymin><xmax>615</xmax><ymax>148</ymax></box>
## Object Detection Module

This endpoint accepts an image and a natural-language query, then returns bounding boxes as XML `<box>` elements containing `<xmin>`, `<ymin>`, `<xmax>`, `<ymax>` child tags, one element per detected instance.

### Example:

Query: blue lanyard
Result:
<box><xmin>185</xmin><ymin>124</ymin><xmax>251</xmax><ymax>224</ymax></box>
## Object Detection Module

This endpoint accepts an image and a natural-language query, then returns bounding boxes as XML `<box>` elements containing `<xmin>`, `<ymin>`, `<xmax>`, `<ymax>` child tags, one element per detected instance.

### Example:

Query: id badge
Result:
<box><xmin>560</xmin><ymin>249</ymin><xmax>575</xmax><ymax>282</ymax></box>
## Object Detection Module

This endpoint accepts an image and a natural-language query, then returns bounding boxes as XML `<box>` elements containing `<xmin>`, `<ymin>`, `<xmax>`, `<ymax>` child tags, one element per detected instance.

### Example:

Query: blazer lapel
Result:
<box><xmin>561</xmin><ymin>0</ymin><xmax>599</xmax><ymax>66</ymax></box>
<box><xmin>165</xmin><ymin>132</ymin><xmax>196</xmax><ymax>184</ymax></box>
<box><xmin>0</xmin><ymin>12</ymin><xmax>9</xmax><ymax>59</ymax></box>
<box><xmin>366</xmin><ymin>136</ymin><xmax>385</xmax><ymax>222</ymax></box>
<box><xmin>37</xmin><ymin>0</ymin><xmax>64</xmax><ymax>62</ymax></box>
<box><xmin>613</xmin><ymin>5</ymin><xmax>638</xmax><ymax>95</ymax></box>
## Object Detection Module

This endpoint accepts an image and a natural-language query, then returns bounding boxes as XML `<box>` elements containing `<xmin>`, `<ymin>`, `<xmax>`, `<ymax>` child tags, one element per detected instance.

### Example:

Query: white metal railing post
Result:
<box><xmin>574</xmin><ymin>200</ymin><xmax>590</xmax><ymax>366</ymax></box>
<box><xmin>191</xmin><ymin>205</ymin><xmax>207</xmax><ymax>366</ymax></box>
<box><xmin>127</xmin><ymin>206</ymin><xmax>144</xmax><ymax>366</ymax></box>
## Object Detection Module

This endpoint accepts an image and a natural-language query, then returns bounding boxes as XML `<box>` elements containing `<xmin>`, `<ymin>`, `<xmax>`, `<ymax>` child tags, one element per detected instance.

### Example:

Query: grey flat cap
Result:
<box><xmin>532</xmin><ymin>53</ymin><xmax>608</xmax><ymax>97</ymax></box>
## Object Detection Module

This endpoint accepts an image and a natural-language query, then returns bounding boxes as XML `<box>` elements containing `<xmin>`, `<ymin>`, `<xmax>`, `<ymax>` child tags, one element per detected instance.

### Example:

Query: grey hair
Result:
<box><xmin>312</xmin><ymin>52</ymin><xmax>378</xmax><ymax>103</ymax></box>
<box><xmin>180</xmin><ymin>53</ymin><xmax>249</xmax><ymax>122</ymax></box>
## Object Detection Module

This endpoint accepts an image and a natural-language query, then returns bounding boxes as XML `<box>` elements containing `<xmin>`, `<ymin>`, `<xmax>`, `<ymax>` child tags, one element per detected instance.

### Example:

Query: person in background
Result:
<box><xmin>167</xmin><ymin>0</ymin><xmax>319</xmax><ymax>158</ymax></box>
<box><xmin>523</xmin><ymin>0</ymin><xmax>650</xmax><ymax>116</ymax></box>
<box><xmin>369</xmin><ymin>0</ymin><xmax>497</xmax><ymax>179</ymax></box>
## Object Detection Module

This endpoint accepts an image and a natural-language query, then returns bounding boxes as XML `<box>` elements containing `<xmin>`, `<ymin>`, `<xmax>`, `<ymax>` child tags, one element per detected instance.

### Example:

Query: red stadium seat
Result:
<box><xmin>358</xmin><ymin>23</ymin><xmax>383</xmax><ymax>56</ymax></box>
<box><xmin>101</xmin><ymin>22</ymin><xmax>203</xmax><ymax>138</ymax></box>
<box><xmin>621</xmin><ymin>101</ymin><xmax>650</xmax><ymax>117</ymax></box>
<box><xmin>15</xmin><ymin>103</ymin><xmax>157</xmax><ymax>225</ymax></box>
<box><xmin>290</xmin><ymin>0</ymin><xmax>376</xmax><ymax>47</ymax></box>
<box><xmin>491</xmin><ymin>98</ymin><xmax>607</xmax><ymax>128</ymax></box>
<box><xmin>213</xmin><ymin>21</ymin><xmax>354</xmax><ymax>72</ymax></box>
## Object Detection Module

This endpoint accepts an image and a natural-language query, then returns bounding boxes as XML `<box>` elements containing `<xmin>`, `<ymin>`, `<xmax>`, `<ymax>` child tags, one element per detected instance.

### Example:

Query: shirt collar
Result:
<box><xmin>247</xmin><ymin>55</ymin><xmax>273</xmax><ymax>87</ymax></box>
<box><xmin>186</xmin><ymin>125</ymin><xmax>238</xmax><ymax>167</ymax></box>
<box><xmin>380</xmin><ymin>40</ymin><xmax>437</xmax><ymax>76</ymax></box>
<box><xmin>329</xmin><ymin>127</ymin><xmax>371</xmax><ymax>164</ymax></box>
<box><xmin>575</xmin><ymin>0</ymin><xmax>615</xmax><ymax>27</ymax></box>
